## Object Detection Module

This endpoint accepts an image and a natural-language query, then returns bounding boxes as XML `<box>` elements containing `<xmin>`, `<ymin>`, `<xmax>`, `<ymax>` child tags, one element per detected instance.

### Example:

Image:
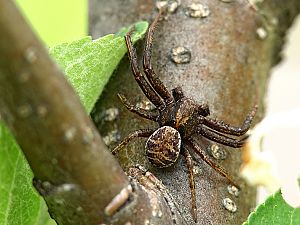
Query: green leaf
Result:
<box><xmin>49</xmin><ymin>21</ymin><xmax>149</xmax><ymax>113</ymax></box>
<box><xmin>0</xmin><ymin>123</ymin><xmax>56</xmax><ymax>225</ymax></box>
<box><xmin>0</xmin><ymin>21</ymin><xmax>148</xmax><ymax>224</ymax></box>
<box><xmin>243</xmin><ymin>190</ymin><xmax>300</xmax><ymax>225</ymax></box>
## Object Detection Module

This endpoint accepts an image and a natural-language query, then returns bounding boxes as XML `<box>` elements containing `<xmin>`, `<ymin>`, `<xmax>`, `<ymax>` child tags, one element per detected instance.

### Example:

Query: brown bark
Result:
<box><xmin>90</xmin><ymin>0</ymin><xmax>300</xmax><ymax>224</ymax></box>
<box><xmin>0</xmin><ymin>0</ymin><xmax>179</xmax><ymax>224</ymax></box>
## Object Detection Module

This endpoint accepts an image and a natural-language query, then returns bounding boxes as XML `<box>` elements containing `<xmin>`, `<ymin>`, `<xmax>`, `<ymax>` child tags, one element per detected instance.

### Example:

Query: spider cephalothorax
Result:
<box><xmin>112</xmin><ymin>12</ymin><xmax>257</xmax><ymax>222</ymax></box>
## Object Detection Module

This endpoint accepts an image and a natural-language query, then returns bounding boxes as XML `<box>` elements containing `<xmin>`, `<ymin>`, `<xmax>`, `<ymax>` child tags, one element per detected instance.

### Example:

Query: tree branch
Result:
<box><xmin>90</xmin><ymin>0</ymin><xmax>300</xmax><ymax>224</ymax></box>
<box><xmin>0</xmin><ymin>1</ymin><xmax>179</xmax><ymax>224</ymax></box>
<box><xmin>259</xmin><ymin>0</ymin><xmax>300</xmax><ymax>65</ymax></box>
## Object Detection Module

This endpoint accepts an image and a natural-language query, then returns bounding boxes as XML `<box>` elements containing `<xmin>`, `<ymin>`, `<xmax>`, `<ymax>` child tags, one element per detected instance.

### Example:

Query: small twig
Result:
<box><xmin>0</xmin><ymin>1</ymin><xmax>176</xmax><ymax>224</ymax></box>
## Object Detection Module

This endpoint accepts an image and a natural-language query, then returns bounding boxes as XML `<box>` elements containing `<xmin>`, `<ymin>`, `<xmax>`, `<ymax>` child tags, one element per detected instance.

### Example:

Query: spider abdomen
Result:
<box><xmin>145</xmin><ymin>126</ymin><xmax>181</xmax><ymax>168</ymax></box>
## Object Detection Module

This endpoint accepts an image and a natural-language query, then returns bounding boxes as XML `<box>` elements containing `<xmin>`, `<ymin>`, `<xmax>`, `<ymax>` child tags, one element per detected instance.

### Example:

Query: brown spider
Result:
<box><xmin>112</xmin><ymin>12</ymin><xmax>257</xmax><ymax>222</ymax></box>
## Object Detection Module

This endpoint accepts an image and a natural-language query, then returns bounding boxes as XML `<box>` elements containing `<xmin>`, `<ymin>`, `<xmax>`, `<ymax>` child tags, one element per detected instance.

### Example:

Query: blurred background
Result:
<box><xmin>258</xmin><ymin>16</ymin><xmax>300</xmax><ymax>206</ymax></box>
<box><xmin>15</xmin><ymin>0</ymin><xmax>87</xmax><ymax>46</ymax></box>
<box><xmin>15</xmin><ymin>0</ymin><xmax>300</xmax><ymax>207</ymax></box>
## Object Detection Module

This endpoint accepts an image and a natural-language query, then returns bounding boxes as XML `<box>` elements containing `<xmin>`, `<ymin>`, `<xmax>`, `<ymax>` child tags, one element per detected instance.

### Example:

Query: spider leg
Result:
<box><xmin>182</xmin><ymin>145</ymin><xmax>197</xmax><ymax>223</ymax></box>
<box><xmin>125</xmin><ymin>32</ymin><xmax>164</xmax><ymax>107</ymax></box>
<box><xmin>143</xmin><ymin>11</ymin><xmax>173</xmax><ymax>104</ymax></box>
<box><xmin>186</xmin><ymin>139</ymin><xmax>239</xmax><ymax>188</ymax></box>
<box><xmin>196</xmin><ymin>125</ymin><xmax>247</xmax><ymax>148</ymax></box>
<box><xmin>111</xmin><ymin>129</ymin><xmax>155</xmax><ymax>155</ymax></box>
<box><xmin>203</xmin><ymin>104</ymin><xmax>258</xmax><ymax>136</ymax></box>
<box><xmin>118</xmin><ymin>94</ymin><xmax>159</xmax><ymax>121</ymax></box>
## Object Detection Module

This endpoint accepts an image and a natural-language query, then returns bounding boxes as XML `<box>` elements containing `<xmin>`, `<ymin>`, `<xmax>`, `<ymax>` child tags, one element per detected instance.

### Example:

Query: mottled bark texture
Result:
<box><xmin>0</xmin><ymin>1</ymin><xmax>179</xmax><ymax>225</ymax></box>
<box><xmin>90</xmin><ymin>0</ymin><xmax>300</xmax><ymax>224</ymax></box>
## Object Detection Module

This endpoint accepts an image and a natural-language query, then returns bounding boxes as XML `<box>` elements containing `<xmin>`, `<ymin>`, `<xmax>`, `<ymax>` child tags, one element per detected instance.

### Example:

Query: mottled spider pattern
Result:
<box><xmin>112</xmin><ymin>12</ymin><xmax>257</xmax><ymax>222</ymax></box>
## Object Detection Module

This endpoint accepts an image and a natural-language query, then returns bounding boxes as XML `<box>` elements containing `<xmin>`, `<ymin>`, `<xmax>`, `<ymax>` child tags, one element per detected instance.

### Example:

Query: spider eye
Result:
<box><xmin>198</xmin><ymin>104</ymin><xmax>210</xmax><ymax>116</ymax></box>
<box><xmin>172</xmin><ymin>87</ymin><xmax>184</xmax><ymax>101</ymax></box>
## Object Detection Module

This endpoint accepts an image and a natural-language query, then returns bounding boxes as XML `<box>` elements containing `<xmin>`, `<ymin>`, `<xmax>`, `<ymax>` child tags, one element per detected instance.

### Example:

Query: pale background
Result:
<box><xmin>259</xmin><ymin>16</ymin><xmax>300</xmax><ymax>206</ymax></box>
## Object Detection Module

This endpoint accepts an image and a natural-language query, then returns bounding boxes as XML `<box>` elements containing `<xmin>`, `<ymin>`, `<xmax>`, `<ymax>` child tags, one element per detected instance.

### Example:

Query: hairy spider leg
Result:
<box><xmin>143</xmin><ymin>11</ymin><xmax>173</xmax><ymax>105</ymax></box>
<box><xmin>196</xmin><ymin>125</ymin><xmax>246</xmax><ymax>148</ymax></box>
<box><xmin>125</xmin><ymin>34</ymin><xmax>164</xmax><ymax>107</ymax></box>
<box><xmin>111</xmin><ymin>129</ymin><xmax>155</xmax><ymax>155</ymax></box>
<box><xmin>182</xmin><ymin>146</ymin><xmax>197</xmax><ymax>222</ymax></box>
<box><xmin>203</xmin><ymin>104</ymin><xmax>258</xmax><ymax>136</ymax></box>
<box><xmin>186</xmin><ymin>139</ymin><xmax>239</xmax><ymax>188</ymax></box>
<box><xmin>117</xmin><ymin>94</ymin><xmax>159</xmax><ymax>121</ymax></box>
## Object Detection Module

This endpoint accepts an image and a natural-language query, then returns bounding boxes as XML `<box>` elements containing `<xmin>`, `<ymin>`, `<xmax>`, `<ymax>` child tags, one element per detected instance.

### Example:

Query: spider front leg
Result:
<box><xmin>186</xmin><ymin>139</ymin><xmax>239</xmax><ymax>189</ymax></box>
<box><xmin>196</xmin><ymin>125</ymin><xmax>247</xmax><ymax>148</ymax></box>
<box><xmin>143</xmin><ymin>11</ymin><xmax>173</xmax><ymax>104</ymax></box>
<box><xmin>125</xmin><ymin>33</ymin><xmax>164</xmax><ymax>107</ymax></box>
<box><xmin>117</xmin><ymin>94</ymin><xmax>159</xmax><ymax>121</ymax></box>
<box><xmin>203</xmin><ymin>104</ymin><xmax>258</xmax><ymax>136</ymax></box>
<box><xmin>182</xmin><ymin>146</ymin><xmax>197</xmax><ymax>223</ymax></box>
<box><xmin>112</xmin><ymin>129</ymin><xmax>155</xmax><ymax>155</ymax></box>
